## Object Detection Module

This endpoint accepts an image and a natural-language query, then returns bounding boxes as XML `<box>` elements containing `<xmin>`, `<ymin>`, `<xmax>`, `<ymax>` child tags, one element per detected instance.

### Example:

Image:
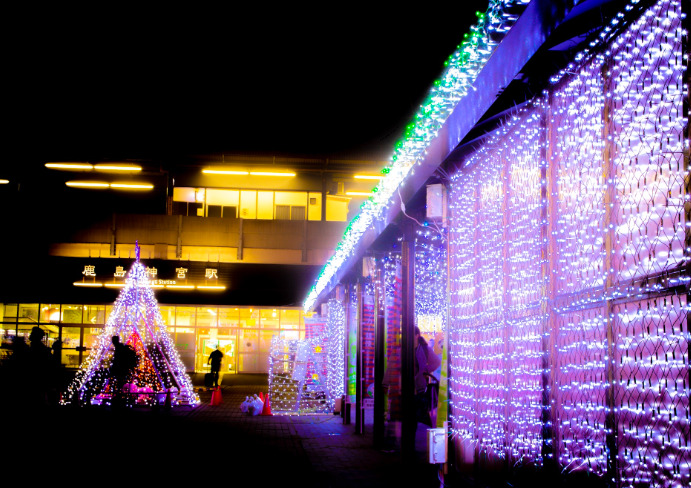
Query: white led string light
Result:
<box><xmin>326</xmin><ymin>298</ymin><xmax>346</xmax><ymax>407</ymax></box>
<box><xmin>62</xmin><ymin>248</ymin><xmax>200</xmax><ymax>407</ymax></box>
<box><xmin>446</xmin><ymin>1</ymin><xmax>688</xmax><ymax>486</ymax></box>
<box><xmin>303</xmin><ymin>0</ymin><xmax>531</xmax><ymax>313</ymax></box>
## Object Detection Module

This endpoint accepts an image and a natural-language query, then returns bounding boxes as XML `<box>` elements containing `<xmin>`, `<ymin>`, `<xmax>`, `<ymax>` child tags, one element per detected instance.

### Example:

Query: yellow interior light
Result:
<box><xmin>94</xmin><ymin>163</ymin><xmax>142</xmax><ymax>172</ymax></box>
<box><xmin>0</xmin><ymin>179</ymin><xmax>9</xmax><ymax>184</ymax></box>
<box><xmin>346</xmin><ymin>191</ymin><xmax>373</xmax><ymax>196</ymax></box>
<box><xmin>249</xmin><ymin>171</ymin><xmax>296</xmax><ymax>177</ymax></box>
<box><xmin>66</xmin><ymin>181</ymin><xmax>110</xmax><ymax>189</ymax></box>
<box><xmin>73</xmin><ymin>282</ymin><xmax>103</xmax><ymax>287</ymax></box>
<box><xmin>46</xmin><ymin>162</ymin><xmax>94</xmax><ymax>170</ymax></box>
<box><xmin>197</xmin><ymin>285</ymin><xmax>227</xmax><ymax>290</ymax></box>
<box><xmin>353</xmin><ymin>174</ymin><xmax>383</xmax><ymax>180</ymax></box>
<box><xmin>166</xmin><ymin>284</ymin><xmax>195</xmax><ymax>289</ymax></box>
<box><xmin>104</xmin><ymin>283</ymin><xmax>125</xmax><ymax>288</ymax></box>
<box><xmin>202</xmin><ymin>169</ymin><xmax>250</xmax><ymax>175</ymax></box>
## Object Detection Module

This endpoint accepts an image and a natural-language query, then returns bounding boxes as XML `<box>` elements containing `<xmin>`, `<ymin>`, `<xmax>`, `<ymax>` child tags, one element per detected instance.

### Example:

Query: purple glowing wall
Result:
<box><xmin>447</xmin><ymin>1</ymin><xmax>688</xmax><ymax>486</ymax></box>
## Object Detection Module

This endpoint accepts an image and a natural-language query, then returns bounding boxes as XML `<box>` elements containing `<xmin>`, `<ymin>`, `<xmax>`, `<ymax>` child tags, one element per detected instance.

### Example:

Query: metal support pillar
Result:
<box><xmin>401</xmin><ymin>224</ymin><xmax>416</xmax><ymax>460</ymax></box>
<box><xmin>373</xmin><ymin>263</ymin><xmax>385</xmax><ymax>448</ymax></box>
<box><xmin>355</xmin><ymin>280</ymin><xmax>364</xmax><ymax>434</ymax></box>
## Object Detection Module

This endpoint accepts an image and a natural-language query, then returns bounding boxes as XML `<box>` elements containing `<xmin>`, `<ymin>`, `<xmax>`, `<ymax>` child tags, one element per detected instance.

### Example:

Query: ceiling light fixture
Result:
<box><xmin>46</xmin><ymin>162</ymin><xmax>94</xmax><ymax>170</ymax></box>
<box><xmin>353</xmin><ymin>174</ymin><xmax>384</xmax><ymax>180</ymax></box>
<box><xmin>109</xmin><ymin>182</ymin><xmax>154</xmax><ymax>190</ymax></box>
<box><xmin>249</xmin><ymin>171</ymin><xmax>296</xmax><ymax>177</ymax></box>
<box><xmin>202</xmin><ymin>169</ymin><xmax>250</xmax><ymax>175</ymax></box>
<box><xmin>65</xmin><ymin>181</ymin><xmax>153</xmax><ymax>190</ymax></box>
<box><xmin>94</xmin><ymin>163</ymin><xmax>142</xmax><ymax>172</ymax></box>
<box><xmin>65</xmin><ymin>181</ymin><xmax>110</xmax><ymax>189</ymax></box>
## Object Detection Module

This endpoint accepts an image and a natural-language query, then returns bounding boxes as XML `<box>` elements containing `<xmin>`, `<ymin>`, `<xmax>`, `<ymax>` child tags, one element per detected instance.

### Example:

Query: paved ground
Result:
<box><xmin>3</xmin><ymin>374</ymin><xmax>449</xmax><ymax>488</ymax></box>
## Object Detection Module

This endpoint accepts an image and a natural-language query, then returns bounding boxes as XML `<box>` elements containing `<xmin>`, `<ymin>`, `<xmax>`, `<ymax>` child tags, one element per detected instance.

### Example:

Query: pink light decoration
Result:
<box><xmin>446</xmin><ymin>1</ymin><xmax>688</xmax><ymax>486</ymax></box>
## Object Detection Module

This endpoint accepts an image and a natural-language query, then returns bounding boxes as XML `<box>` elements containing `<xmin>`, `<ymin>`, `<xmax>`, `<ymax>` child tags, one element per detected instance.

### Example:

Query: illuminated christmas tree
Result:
<box><xmin>62</xmin><ymin>243</ymin><xmax>200</xmax><ymax>407</ymax></box>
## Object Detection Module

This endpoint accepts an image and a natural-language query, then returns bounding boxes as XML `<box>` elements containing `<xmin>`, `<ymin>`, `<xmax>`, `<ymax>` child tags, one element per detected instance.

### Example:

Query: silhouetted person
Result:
<box><xmin>11</xmin><ymin>327</ymin><xmax>56</xmax><ymax>410</ymax></box>
<box><xmin>110</xmin><ymin>335</ymin><xmax>137</xmax><ymax>408</ymax></box>
<box><xmin>208</xmin><ymin>347</ymin><xmax>223</xmax><ymax>388</ymax></box>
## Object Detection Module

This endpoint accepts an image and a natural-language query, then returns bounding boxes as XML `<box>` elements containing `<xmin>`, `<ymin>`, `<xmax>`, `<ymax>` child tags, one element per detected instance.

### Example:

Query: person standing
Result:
<box><xmin>208</xmin><ymin>346</ymin><xmax>223</xmax><ymax>388</ymax></box>
<box><xmin>110</xmin><ymin>335</ymin><xmax>137</xmax><ymax>408</ymax></box>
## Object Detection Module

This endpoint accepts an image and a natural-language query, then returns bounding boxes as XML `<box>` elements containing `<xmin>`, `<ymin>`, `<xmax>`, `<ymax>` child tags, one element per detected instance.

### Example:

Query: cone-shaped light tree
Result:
<box><xmin>62</xmin><ymin>244</ymin><xmax>200</xmax><ymax>407</ymax></box>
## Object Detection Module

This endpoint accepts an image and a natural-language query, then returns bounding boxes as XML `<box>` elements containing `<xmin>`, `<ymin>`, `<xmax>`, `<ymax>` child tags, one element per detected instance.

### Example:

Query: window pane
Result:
<box><xmin>260</xmin><ymin>330</ymin><xmax>279</xmax><ymax>351</ymax></box>
<box><xmin>1</xmin><ymin>325</ymin><xmax>16</xmax><ymax>346</ymax></box>
<box><xmin>61</xmin><ymin>326</ymin><xmax>82</xmax><ymax>367</ymax></box>
<box><xmin>84</xmin><ymin>305</ymin><xmax>106</xmax><ymax>325</ymax></box>
<box><xmin>174</xmin><ymin>331</ymin><xmax>195</xmax><ymax>372</ymax></box>
<box><xmin>18</xmin><ymin>303</ymin><xmax>39</xmax><ymax>323</ymax></box>
<box><xmin>17</xmin><ymin>326</ymin><xmax>33</xmax><ymax>341</ymax></box>
<box><xmin>159</xmin><ymin>306</ymin><xmax>176</xmax><ymax>327</ymax></box>
<box><xmin>173</xmin><ymin>327</ymin><xmax>194</xmax><ymax>334</ymax></box>
<box><xmin>239</xmin><ymin>190</ymin><xmax>256</xmax><ymax>219</ymax></box>
<box><xmin>61</xmin><ymin>305</ymin><xmax>84</xmax><ymax>324</ymax></box>
<box><xmin>175</xmin><ymin>307</ymin><xmax>196</xmax><ymax>327</ymax></box>
<box><xmin>218</xmin><ymin>308</ymin><xmax>239</xmax><ymax>328</ymax></box>
<box><xmin>257</xmin><ymin>191</ymin><xmax>274</xmax><ymax>219</ymax></box>
<box><xmin>260</xmin><ymin>309</ymin><xmax>279</xmax><ymax>329</ymax></box>
<box><xmin>2</xmin><ymin>303</ymin><xmax>18</xmax><ymax>320</ymax></box>
<box><xmin>239</xmin><ymin>308</ymin><xmax>259</xmax><ymax>328</ymax></box>
<box><xmin>308</xmin><ymin>192</ymin><xmax>322</xmax><ymax>221</ymax></box>
<box><xmin>43</xmin><ymin>324</ymin><xmax>60</xmax><ymax>344</ymax></box>
<box><xmin>197</xmin><ymin>307</ymin><xmax>217</xmax><ymax>329</ymax></box>
<box><xmin>84</xmin><ymin>327</ymin><xmax>102</xmax><ymax>350</ymax></box>
<box><xmin>238</xmin><ymin>329</ymin><xmax>258</xmax><ymax>353</ymax></box>
<box><xmin>280</xmin><ymin>309</ymin><xmax>300</xmax><ymax>330</ymax></box>
<box><xmin>39</xmin><ymin>304</ymin><xmax>62</xmax><ymax>323</ymax></box>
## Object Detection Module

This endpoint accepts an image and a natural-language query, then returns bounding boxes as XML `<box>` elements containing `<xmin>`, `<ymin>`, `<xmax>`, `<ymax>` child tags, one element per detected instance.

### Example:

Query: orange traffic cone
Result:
<box><xmin>211</xmin><ymin>387</ymin><xmax>223</xmax><ymax>406</ymax></box>
<box><xmin>261</xmin><ymin>393</ymin><xmax>272</xmax><ymax>416</ymax></box>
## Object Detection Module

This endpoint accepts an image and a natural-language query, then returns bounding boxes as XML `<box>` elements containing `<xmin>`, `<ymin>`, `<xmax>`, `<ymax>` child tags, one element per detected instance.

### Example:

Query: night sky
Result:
<box><xmin>7</xmin><ymin>2</ymin><xmax>490</xmax><ymax>167</ymax></box>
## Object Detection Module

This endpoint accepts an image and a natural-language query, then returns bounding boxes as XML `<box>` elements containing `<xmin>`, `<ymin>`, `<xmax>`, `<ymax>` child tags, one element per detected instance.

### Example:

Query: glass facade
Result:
<box><xmin>0</xmin><ymin>302</ymin><xmax>306</xmax><ymax>374</ymax></box>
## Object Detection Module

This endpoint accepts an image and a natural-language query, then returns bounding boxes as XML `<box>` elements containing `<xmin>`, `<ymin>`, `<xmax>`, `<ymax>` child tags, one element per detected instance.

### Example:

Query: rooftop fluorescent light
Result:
<box><xmin>66</xmin><ymin>180</ymin><xmax>110</xmax><ymax>189</ymax></box>
<box><xmin>202</xmin><ymin>168</ymin><xmax>250</xmax><ymax>175</ymax></box>
<box><xmin>94</xmin><ymin>163</ymin><xmax>142</xmax><ymax>172</ymax></box>
<box><xmin>65</xmin><ymin>181</ymin><xmax>153</xmax><ymax>190</ymax></box>
<box><xmin>46</xmin><ymin>162</ymin><xmax>94</xmax><ymax>170</ymax></box>
<box><xmin>353</xmin><ymin>174</ymin><xmax>384</xmax><ymax>180</ymax></box>
<box><xmin>109</xmin><ymin>182</ymin><xmax>154</xmax><ymax>190</ymax></box>
<box><xmin>249</xmin><ymin>171</ymin><xmax>295</xmax><ymax>177</ymax></box>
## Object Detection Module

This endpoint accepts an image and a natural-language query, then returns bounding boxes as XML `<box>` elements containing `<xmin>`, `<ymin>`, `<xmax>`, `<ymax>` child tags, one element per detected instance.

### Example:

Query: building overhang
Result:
<box><xmin>304</xmin><ymin>0</ymin><xmax>640</xmax><ymax>310</ymax></box>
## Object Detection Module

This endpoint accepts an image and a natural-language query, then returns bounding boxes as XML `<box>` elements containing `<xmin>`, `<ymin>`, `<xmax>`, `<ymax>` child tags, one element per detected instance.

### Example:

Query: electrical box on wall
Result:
<box><xmin>426</xmin><ymin>183</ymin><xmax>446</xmax><ymax>221</ymax></box>
<box><xmin>427</xmin><ymin>421</ymin><xmax>448</xmax><ymax>464</ymax></box>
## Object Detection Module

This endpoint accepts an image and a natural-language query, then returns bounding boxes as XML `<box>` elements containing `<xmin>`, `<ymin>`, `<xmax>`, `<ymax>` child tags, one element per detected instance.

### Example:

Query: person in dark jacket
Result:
<box><xmin>208</xmin><ymin>346</ymin><xmax>223</xmax><ymax>388</ymax></box>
